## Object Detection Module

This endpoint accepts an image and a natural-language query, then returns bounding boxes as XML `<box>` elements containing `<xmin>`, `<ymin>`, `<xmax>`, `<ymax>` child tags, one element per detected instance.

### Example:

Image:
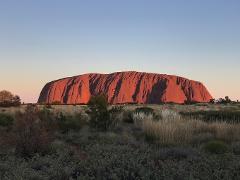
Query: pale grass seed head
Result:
<box><xmin>133</xmin><ymin>109</ymin><xmax>240</xmax><ymax>145</ymax></box>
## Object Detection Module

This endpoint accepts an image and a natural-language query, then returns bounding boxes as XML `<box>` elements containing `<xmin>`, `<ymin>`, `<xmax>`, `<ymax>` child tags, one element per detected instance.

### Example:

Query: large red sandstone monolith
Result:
<box><xmin>38</xmin><ymin>71</ymin><xmax>213</xmax><ymax>104</ymax></box>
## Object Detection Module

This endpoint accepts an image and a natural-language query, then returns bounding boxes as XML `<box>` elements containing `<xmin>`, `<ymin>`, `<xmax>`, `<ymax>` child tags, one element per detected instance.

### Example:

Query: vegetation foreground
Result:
<box><xmin>0</xmin><ymin>100</ymin><xmax>240</xmax><ymax>179</ymax></box>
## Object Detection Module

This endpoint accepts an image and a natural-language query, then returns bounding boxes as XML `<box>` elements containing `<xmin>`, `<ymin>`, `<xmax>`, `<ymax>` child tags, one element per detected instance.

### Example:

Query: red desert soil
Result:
<box><xmin>38</xmin><ymin>71</ymin><xmax>213</xmax><ymax>104</ymax></box>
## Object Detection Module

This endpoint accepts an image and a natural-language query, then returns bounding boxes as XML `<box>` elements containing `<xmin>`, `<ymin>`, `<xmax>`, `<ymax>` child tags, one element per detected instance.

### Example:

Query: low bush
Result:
<box><xmin>180</xmin><ymin>110</ymin><xmax>240</xmax><ymax>123</ymax></box>
<box><xmin>135</xmin><ymin>107</ymin><xmax>154</xmax><ymax>115</ymax></box>
<box><xmin>0</xmin><ymin>138</ymin><xmax>239</xmax><ymax>180</ymax></box>
<box><xmin>0</xmin><ymin>113</ymin><xmax>14</xmax><ymax>127</ymax></box>
<box><xmin>122</xmin><ymin>110</ymin><xmax>134</xmax><ymax>123</ymax></box>
<box><xmin>204</xmin><ymin>141</ymin><xmax>229</xmax><ymax>154</ymax></box>
<box><xmin>12</xmin><ymin>105</ymin><xmax>53</xmax><ymax>157</ymax></box>
<box><xmin>232</xmin><ymin>142</ymin><xmax>240</xmax><ymax>155</ymax></box>
<box><xmin>57</xmin><ymin>112</ymin><xmax>88</xmax><ymax>133</ymax></box>
<box><xmin>38</xmin><ymin>107</ymin><xmax>58</xmax><ymax>132</ymax></box>
<box><xmin>153</xmin><ymin>147</ymin><xmax>198</xmax><ymax>161</ymax></box>
<box><xmin>191</xmin><ymin>133</ymin><xmax>215</xmax><ymax>146</ymax></box>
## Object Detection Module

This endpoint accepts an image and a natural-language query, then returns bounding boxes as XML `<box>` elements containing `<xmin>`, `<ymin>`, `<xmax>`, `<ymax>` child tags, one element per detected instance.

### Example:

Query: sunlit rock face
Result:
<box><xmin>38</xmin><ymin>71</ymin><xmax>213</xmax><ymax>104</ymax></box>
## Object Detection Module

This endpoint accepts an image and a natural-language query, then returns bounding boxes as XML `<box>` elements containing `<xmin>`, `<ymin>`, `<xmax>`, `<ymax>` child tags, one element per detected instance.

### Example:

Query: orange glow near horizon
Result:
<box><xmin>1</xmin><ymin>72</ymin><xmax>239</xmax><ymax>103</ymax></box>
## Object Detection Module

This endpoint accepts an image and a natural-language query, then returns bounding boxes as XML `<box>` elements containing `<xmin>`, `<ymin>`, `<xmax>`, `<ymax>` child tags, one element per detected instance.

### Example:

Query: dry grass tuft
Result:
<box><xmin>133</xmin><ymin>110</ymin><xmax>240</xmax><ymax>145</ymax></box>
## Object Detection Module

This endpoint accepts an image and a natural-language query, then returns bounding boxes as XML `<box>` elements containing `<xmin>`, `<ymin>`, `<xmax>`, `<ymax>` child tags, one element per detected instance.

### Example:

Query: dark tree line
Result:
<box><xmin>0</xmin><ymin>90</ymin><xmax>21</xmax><ymax>107</ymax></box>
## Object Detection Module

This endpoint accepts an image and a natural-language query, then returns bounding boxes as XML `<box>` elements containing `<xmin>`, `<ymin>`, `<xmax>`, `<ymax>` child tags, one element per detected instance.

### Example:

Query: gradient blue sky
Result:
<box><xmin>0</xmin><ymin>0</ymin><xmax>239</xmax><ymax>102</ymax></box>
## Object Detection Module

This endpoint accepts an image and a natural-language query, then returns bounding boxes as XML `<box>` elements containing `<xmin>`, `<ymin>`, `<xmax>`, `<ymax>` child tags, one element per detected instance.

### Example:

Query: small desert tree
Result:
<box><xmin>0</xmin><ymin>90</ymin><xmax>13</xmax><ymax>101</ymax></box>
<box><xmin>0</xmin><ymin>90</ymin><xmax>21</xmax><ymax>107</ymax></box>
<box><xmin>209</xmin><ymin>99</ymin><xmax>215</xmax><ymax>104</ymax></box>
<box><xmin>88</xmin><ymin>95</ymin><xmax>111</xmax><ymax>131</ymax></box>
<box><xmin>225</xmin><ymin>96</ymin><xmax>231</xmax><ymax>103</ymax></box>
<box><xmin>217</xmin><ymin>96</ymin><xmax>232</xmax><ymax>104</ymax></box>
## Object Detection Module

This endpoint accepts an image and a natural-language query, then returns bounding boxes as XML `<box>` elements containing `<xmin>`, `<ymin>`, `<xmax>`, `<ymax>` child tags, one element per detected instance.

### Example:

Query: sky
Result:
<box><xmin>0</xmin><ymin>0</ymin><xmax>239</xmax><ymax>103</ymax></box>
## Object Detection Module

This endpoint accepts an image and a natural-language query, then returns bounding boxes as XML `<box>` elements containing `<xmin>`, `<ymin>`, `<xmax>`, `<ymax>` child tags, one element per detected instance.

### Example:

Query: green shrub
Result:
<box><xmin>38</xmin><ymin>107</ymin><xmax>58</xmax><ymax>132</ymax></box>
<box><xmin>145</xmin><ymin>133</ymin><xmax>156</xmax><ymax>143</ymax></box>
<box><xmin>191</xmin><ymin>133</ymin><xmax>214</xmax><ymax>145</ymax></box>
<box><xmin>135</xmin><ymin>107</ymin><xmax>155</xmax><ymax>115</ymax></box>
<box><xmin>87</xmin><ymin>95</ymin><xmax>111</xmax><ymax>131</ymax></box>
<box><xmin>204</xmin><ymin>140</ymin><xmax>229</xmax><ymax>154</ymax></box>
<box><xmin>180</xmin><ymin>110</ymin><xmax>240</xmax><ymax>123</ymax></box>
<box><xmin>38</xmin><ymin>106</ymin><xmax>53</xmax><ymax>120</ymax></box>
<box><xmin>122</xmin><ymin>110</ymin><xmax>134</xmax><ymax>123</ymax></box>
<box><xmin>153</xmin><ymin>147</ymin><xmax>198</xmax><ymax>161</ymax></box>
<box><xmin>57</xmin><ymin>112</ymin><xmax>87</xmax><ymax>133</ymax></box>
<box><xmin>232</xmin><ymin>142</ymin><xmax>240</xmax><ymax>155</ymax></box>
<box><xmin>0</xmin><ymin>113</ymin><xmax>14</xmax><ymax>127</ymax></box>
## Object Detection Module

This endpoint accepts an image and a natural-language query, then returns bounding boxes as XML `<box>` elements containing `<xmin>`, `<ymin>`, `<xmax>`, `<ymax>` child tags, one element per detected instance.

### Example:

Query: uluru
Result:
<box><xmin>38</xmin><ymin>71</ymin><xmax>213</xmax><ymax>104</ymax></box>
